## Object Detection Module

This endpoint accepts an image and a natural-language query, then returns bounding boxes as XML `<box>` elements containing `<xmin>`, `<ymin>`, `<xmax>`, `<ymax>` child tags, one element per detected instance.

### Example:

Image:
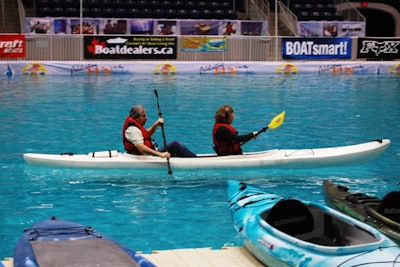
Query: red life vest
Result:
<box><xmin>212</xmin><ymin>123</ymin><xmax>242</xmax><ymax>156</ymax></box>
<box><xmin>122</xmin><ymin>116</ymin><xmax>155</xmax><ymax>154</ymax></box>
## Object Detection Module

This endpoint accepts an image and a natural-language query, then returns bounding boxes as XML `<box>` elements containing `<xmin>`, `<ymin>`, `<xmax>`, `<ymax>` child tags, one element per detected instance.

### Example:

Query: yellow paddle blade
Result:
<box><xmin>268</xmin><ymin>111</ymin><xmax>285</xmax><ymax>129</ymax></box>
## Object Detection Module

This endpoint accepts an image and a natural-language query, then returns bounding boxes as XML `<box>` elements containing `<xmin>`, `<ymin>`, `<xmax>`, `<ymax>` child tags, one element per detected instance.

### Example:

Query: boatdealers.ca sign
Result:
<box><xmin>84</xmin><ymin>36</ymin><xmax>177</xmax><ymax>60</ymax></box>
<box><xmin>282</xmin><ymin>37</ymin><xmax>352</xmax><ymax>60</ymax></box>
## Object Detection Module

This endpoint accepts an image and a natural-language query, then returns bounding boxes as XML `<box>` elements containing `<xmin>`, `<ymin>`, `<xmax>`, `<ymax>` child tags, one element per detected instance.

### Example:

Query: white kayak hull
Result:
<box><xmin>23</xmin><ymin>139</ymin><xmax>390</xmax><ymax>170</ymax></box>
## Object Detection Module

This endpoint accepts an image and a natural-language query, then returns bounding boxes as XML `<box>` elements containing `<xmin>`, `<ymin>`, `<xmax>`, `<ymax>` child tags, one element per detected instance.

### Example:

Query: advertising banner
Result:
<box><xmin>357</xmin><ymin>38</ymin><xmax>400</xmax><ymax>60</ymax></box>
<box><xmin>282</xmin><ymin>37</ymin><xmax>352</xmax><ymax>60</ymax></box>
<box><xmin>0</xmin><ymin>35</ymin><xmax>26</xmax><ymax>58</ymax></box>
<box><xmin>1</xmin><ymin>61</ymin><xmax>399</xmax><ymax>76</ymax></box>
<box><xmin>181</xmin><ymin>36</ymin><xmax>226</xmax><ymax>52</ymax></box>
<box><xmin>25</xmin><ymin>17</ymin><xmax>269</xmax><ymax>36</ymax></box>
<box><xmin>297</xmin><ymin>21</ymin><xmax>365</xmax><ymax>37</ymax></box>
<box><xmin>84</xmin><ymin>35</ymin><xmax>177</xmax><ymax>60</ymax></box>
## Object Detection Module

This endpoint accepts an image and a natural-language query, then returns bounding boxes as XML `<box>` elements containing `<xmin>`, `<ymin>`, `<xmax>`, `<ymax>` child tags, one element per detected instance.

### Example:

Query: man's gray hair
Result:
<box><xmin>129</xmin><ymin>105</ymin><xmax>144</xmax><ymax>119</ymax></box>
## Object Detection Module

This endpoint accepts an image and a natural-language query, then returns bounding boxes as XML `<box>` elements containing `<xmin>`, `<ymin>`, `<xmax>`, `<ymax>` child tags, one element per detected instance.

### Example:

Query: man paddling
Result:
<box><xmin>122</xmin><ymin>105</ymin><xmax>196</xmax><ymax>158</ymax></box>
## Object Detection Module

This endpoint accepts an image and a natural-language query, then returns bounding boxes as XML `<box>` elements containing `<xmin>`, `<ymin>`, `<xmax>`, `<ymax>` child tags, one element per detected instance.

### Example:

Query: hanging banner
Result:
<box><xmin>282</xmin><ymin>37</ymin><xmax>352</xmax><ymax>60</ymax></box>
<box><xmin>84</xmin><ymin>35</ymin><xmax>177</xmax><ymax>60</ymax></box>
<box><xmin>181</xmin><ymin>36</ymin><xmax>226</xmax><ymax>52</ymax></box>
<box><xmin>0</xmin><ymin>35</ymin><xmax>26</xmax><ymax>58</ymax></box>
<box><xmin>357</xmin><ymin>38</ymin><xmax>400</xmax><ymax>60</ymax></box>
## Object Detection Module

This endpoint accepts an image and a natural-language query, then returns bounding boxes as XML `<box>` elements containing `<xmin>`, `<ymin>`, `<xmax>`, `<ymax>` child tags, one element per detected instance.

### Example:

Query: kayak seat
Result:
<box><xmin>266</xmin><ymin>199</ymin><xmax>314</xmax><ymax>236</ymax></box>
<box><xmin>377</xmin><ymin>191</ymin><xmax>400</xmax><ymax>223</ymax></box>
<box><xmin>345</xmin><ymin>193</ymin><xmax>380</xmax><ymax>204</ymax></box>
<box><xmin>306</xmin><ymin>214</ymin><xmax>343</xmax><ymax>246</ymax></box>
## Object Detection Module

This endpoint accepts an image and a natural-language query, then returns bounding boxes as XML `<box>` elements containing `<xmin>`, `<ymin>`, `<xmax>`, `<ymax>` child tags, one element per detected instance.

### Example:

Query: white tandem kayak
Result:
<box><xmin>23</xmin><ymin>139</ymin><xmax>390</xmax><ymax>170</ymax></box>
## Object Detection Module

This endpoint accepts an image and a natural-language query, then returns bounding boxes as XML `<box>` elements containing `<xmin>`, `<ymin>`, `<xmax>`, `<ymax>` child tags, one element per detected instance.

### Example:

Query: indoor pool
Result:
<box><xmin>0</xmin><ymin>73</ymin><xmax>399</xmax><ymax>259</ymax></box>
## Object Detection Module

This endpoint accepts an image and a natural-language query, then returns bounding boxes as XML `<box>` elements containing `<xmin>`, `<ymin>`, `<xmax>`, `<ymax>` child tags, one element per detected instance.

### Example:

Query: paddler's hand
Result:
<box><xmin>159</xmin><ymin>151</ymin><xmax>170</xmax><ymax>158</ymax></box>
<box><xmin>156</xmin><ymin>118</ymin><xmax>164</xmax><ymax>126</ymax></box>
<box><xmin>252</xmin><ymin>132</ymin><xmax>258</xmax><ymax>139</ymax></box>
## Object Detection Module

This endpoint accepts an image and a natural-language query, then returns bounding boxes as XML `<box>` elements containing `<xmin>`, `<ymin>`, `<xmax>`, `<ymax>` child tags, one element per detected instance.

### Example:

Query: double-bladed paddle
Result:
<box><xmin>242</xmin><ymin>111</ymin><xmax>285</xmax><ymax>145</ymax></box>
<box><xmin>154</xmin><ymin>89</ymin><xmax>172</xmax><ymax>175</ymax></box>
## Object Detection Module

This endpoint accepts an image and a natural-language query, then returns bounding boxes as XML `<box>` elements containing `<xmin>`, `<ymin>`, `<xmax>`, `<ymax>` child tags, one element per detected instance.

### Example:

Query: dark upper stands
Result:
<box><xmin>349</xmin><ymin>0</ymin><xmax>399</xmax><ymax>11</ymax></box>
<box><xmin>288</xmin><ymin>0</ymin><xmax>344</xmax><ymax>21</ymax></box>
<box><xmin>290</xmin><ymin>0</ymin><xmax>399</xmax><ymax>21</ymax></box>
<box><xmin>35</xmin><ymin>0</ymin><xmax>238</xmax><ymax>19</ymax></box>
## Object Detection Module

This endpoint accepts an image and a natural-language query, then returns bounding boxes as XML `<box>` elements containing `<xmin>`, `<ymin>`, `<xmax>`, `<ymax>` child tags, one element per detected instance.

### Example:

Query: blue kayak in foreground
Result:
<box><xmin>13</xmin><ymin>217</ymin><xmax>155</xmax><ymax>267</ymax></box>
<box><xmin>227</xmin><ymin>180</ymin><xmax>400</xmax><ymax>267</ymax></box>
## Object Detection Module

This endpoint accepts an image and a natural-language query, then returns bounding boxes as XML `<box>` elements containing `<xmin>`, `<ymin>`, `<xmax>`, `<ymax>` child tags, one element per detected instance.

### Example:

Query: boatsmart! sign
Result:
<box><xmin>282</xmin><ymin>38</ymin><xmax>352</xmax><ymax>60</ymax></box>
<box><xmin>84</xmin><ymin>36</ymin><xmax>177</xmax><ymax>60</ymax></box>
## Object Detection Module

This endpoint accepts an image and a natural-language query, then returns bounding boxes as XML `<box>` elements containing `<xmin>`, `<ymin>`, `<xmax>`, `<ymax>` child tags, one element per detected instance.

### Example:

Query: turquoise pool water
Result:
<box><xmin>0</xmin><ymin>73</ymin><xmax>399</xmax><ymax>259</ymax></box>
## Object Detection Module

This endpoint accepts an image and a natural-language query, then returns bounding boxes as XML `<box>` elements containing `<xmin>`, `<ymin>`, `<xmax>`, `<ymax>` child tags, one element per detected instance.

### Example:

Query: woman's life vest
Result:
<box><xmin>122</xmin><ymin>116</ymin><xmax>155</xmax><ymax>154</ymax></box>
<box><xmin>212</xmin><ymin>123</ymin><xmax>242</xmax><ymax>156</ymax></box>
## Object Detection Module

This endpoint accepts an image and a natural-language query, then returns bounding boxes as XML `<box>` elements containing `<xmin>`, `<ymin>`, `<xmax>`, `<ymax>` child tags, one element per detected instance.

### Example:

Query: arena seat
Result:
<box><xmin>37</xmin><ymin>6</ymin><xmax>52</xmax><ymax>16</ymax></box>
<box><xmin>173</xmin><ymin>0</ymin><xmax>184</xmax><ymax>8</ymax></box>
<box><xmin>322</xmin><ymin>11</ymin><xmax>333</xmax><ymax>20</ymax></box>
<box><xmin>213</xmin><ymin>9</ymin><xmax>225</xmax><ymax>19</ymax></box>
<box><xmin>220</xmin><ymin>1</ymin><xmax>232</xmax><ymax>10</ymax></box>
<box><xmin>164</xmin><ymin>8</ymin><xmax>177</xmax><ymax>18</ymax></box>
<box><xmin>201</xmin><ymin>9</ymin><xmax>213</xmax><ymax>19</ymax></box>
<box><xmin>49</xmin><ymin>0</ymin><xmax>62</xmax><ymax>7</ymax></box>
<box><xmin>127</xmin><ymin>8</ymin><xmax>141</xmax><ymax>17</ymax></box>
<box><xmin>65</xmin><ymin>7</ymin><xmax>79</xmax><ymax>17</ymax></box>
<box><xmin>82</xmin><ymin>7</ymin><xmax>91</xmax><ymax>16</ymax></box>
<box><xmin>333</xmin><ymin>11</ymin><xmax>344</xmax><ymax>21</ymax></box>
<box><xmin>137</xmin><ymin>0</ymin><xmax>150</xmax><ymax>8</ymax></box>
<box><xmin>209</xmin><ymin>1</ymin><xmax>220</xmax><ymax>10</ymax></box>
<box><xmin>150</xmin><ymin>0</ymin><xmax>161</xmax><ymax>6</ymax></box>
<box><xmin>64</xmin><ymin>0</ymin><xmax>77</xmax><ymax>7</ymax></box>
<box><xmin>115</xmin><ymin>7</ymin><xmax>129</xmax><ymax>18</ymax></box>
<box><xmin>185</xmin><ymin>1</ymin><xmax>196</xmax><ymax>9</ymax></box>
<box><xmin>176</xmin><ymin>9</ymin><xmax>188</xmax><ymax>19</ymax></box>
<box><xmin>113</xmin><ymin>0</ymin><xmax>125</xmax><ymax>7</ymax></box>
<box><xmin>225</xmin><ymin>9</ymin><xmax>237</xmax><ymax>19</ymax></box>
<box><xmin>153</xmin><ymin>8</ymin><xmax>165</xmax><ymax>18</ymax></box>
<box><xmin>161</xmin><ymin>0</ymin><xmax>172</xmax><ymax>8</ymax></box>
<box><xmin>311</xmin><ymin>11</ymin><xmax>321</xmax><ymax>20</ymax></box>
<box><xmin>298</xmin><ymin>11</ymin><xmax>311</xmax><ymax>21</ymax></box>
<box><xmin>141</xmin><ymin>8</ymin><xmax>153</xmax><ymax>17</ymax></box>
<box><xmin>36</xmin><ymin>0</ymin><xmax>50</xmax><ymax>7</ymax></box>
<box><xmin>99</xmin><ymin>0</ymin><xmax>113</xmax><ymax>7</ymax></box>
<box><xmin>125</xmin><ymin>0</ymin><xmax>137</xmax><ymax>7</ymax></box>
<box><xmin>90</xmin><ymin>7</ymin><xmax>102</xmax><ymax>17</ymax></box>
<box><xmin>188</xmin><ymin>9</ymin><xmax>201</xmax><ymax>19</ymax></box>
<box><xmin>84</xmin><ymin>0</ymin><xmax>99</xmax><ymax>7</ymax></box>
<box><xmin>52</xmin><ymin>7</ymin><xmax>65</xmax><ymax>16</ymax></box>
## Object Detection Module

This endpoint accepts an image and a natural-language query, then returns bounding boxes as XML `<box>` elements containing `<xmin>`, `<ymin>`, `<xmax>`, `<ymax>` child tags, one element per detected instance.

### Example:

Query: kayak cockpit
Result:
<box><xmin>260</xmin><ymin>199</ymin><xmax>380</xmax><ymax>248</ymax></box>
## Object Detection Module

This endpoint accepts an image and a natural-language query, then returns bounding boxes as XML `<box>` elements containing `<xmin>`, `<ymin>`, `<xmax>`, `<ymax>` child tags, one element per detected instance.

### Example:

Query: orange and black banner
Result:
<box><xmin>84</xmin><ymin>35</ymin><xmax>177</xmax><ymax>60</ymax></box>
<box><xmin>357</xmin><ymin>38</ymin><xmax>400</xmax><ymax>60</ymax></box>
<box><xmin>0</xmin><ymin>35</ymin><xmax>26</xmax><ymax>58</ymax></box>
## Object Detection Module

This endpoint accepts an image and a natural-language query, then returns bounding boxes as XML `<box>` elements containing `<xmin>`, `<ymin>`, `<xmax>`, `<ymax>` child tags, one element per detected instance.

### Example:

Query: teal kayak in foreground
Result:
<box><xmin>323</xmin><ymin>179</ymin><xmax>400</xmax><ymax>245</ymax></box>
<box><xmin>23</xmin><ymin>139</ymin><xmax>390</xmax><ymax>170</ymax></box>
<box><xmin>228</xmin><ymin>180</ymin><xmax>400</xmax><ymax>267</ymax></box>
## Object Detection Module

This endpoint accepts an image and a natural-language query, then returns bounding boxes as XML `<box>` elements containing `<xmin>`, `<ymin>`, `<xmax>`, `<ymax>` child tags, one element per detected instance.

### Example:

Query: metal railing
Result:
<box><xmin>17</xmin><ymin>0</ymin><xmax>25</xmax><ymax>33</ymax></box>
<box><xmin>16</xmin><ymin>35</ymin><xmax>277</xmax><ymax>61</ymax></box>
<box><xmin>334</xmin><ymin>0</ymin><xmax>366</xmax><ymax>22</ymax></box>
<box><xmin>278</xmin><ymin>1</ymin><xmax>298</xmax><ymax>36</ymax></box>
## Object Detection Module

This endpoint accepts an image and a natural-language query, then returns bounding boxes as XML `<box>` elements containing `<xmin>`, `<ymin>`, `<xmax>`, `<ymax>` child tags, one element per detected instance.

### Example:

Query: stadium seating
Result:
<box><xmin>33</xmin><ymin>0</ymin><xmax>237</xmax><ymax>19</ymax></box>
<box><xmin>289</xmin><ymin>0</ymin><xmax>345</xmax><ymax>21</ymax></box>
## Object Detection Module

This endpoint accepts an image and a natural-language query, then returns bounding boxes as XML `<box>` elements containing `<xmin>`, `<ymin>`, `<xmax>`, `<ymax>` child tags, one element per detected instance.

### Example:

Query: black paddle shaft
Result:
<box><xmin>154</xmin><ymin>89</ymin><xmax>172</xmax><ymax>175</ymax></box>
